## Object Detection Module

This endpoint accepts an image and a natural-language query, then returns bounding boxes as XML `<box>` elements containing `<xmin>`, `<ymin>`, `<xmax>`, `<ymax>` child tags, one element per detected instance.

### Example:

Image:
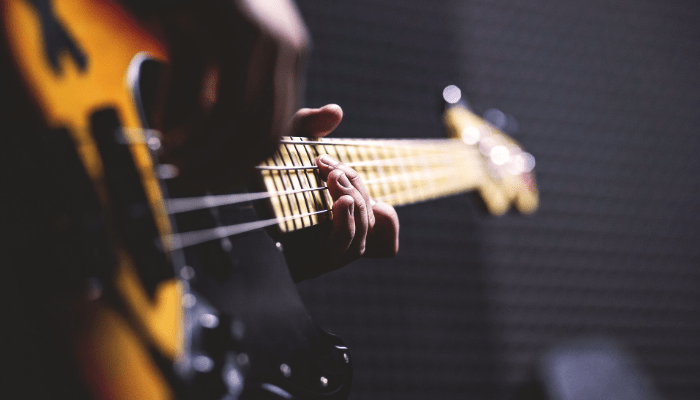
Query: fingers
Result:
<box><xmin>289</xmin><ymin>104</ymin><xmax>343</xmax><ymax>138</ymax></box>
<box><xmin>317</xmin><ymin>155</ymin><xmax>375</xmax><ymax>226</ymax></box>
<box><xmin>325</xmin><ymin>168</ymin><xmax>369</xmax><ymax>263</ymax></box>
<box><xmin>326</xmin><ymin>194</ymin><xmax>355</xmax><ymax>261</ymax></box>
<box><xmin>365</xmin><ymin>199</ymin><xmax>400</xmax><ymax>257</ymax></box>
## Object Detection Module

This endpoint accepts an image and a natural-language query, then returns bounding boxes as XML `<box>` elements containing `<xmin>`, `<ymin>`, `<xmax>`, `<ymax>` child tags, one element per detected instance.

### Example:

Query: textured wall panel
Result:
<box><xmin>294</xmin><ymin>1</ymin><xmax>700</xmax><ymax>399</ymax></box>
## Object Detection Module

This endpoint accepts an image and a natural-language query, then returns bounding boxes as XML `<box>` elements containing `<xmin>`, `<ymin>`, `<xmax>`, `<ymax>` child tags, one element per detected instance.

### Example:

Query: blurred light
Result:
<box><xmin>443</xmin><ymin>85</ymin><xmax>462</xmax><ymax>104</ymax></box>
<box><xmin>147</xmin><ymin>136</ymin><xmax>161</xmax><ymax>151</ymax></box>
<box><xmin>479</xmin><ymin>136</ymin><xmax>497</xmax><ymax>156</ymax></box>
<box><xmin>237</xmin><ymin>353</ymin><xmax>249</xmax><ymax>365</ymax></box>
<box><xmin>227</xmin><ymin>368</ymin><xmax>243</xmax><ymax>388</ymax></box>
<box><xmin>461</xmin><ymin>126</ymin><xmax>480</xmax><ymax>145</ymax></box>
<box><xmin>157</xmin><ymin>164</ymin><xmax>179</xmax><ymax>179</ymax></box>
<box><xmin>506</xmin><ymin>152</ymin><xmax>535</xmax><ymax>174</ymax></box>
<box><xmin>221</xmin><ymin>237</ymin><xmax>233</xmax><ymax>252</ymax></box>
<box><xmin>522</xmin><ymin>152</ymin><xmax>536</xmax><ymax>172</ymax></box>
<box><xmin>193</xmin><ymin>355</ymin><xmax>214</xmax><ymax>372</ymax></box>
<box><xmin>182</xmin><ymin>293</ymin><xmax>197</xmax><ymax>308</ymax></box>
<box><xmin>180</xmin><ymin>265</ymin><xmax>195</xmax><ymax>280</ymax></box>
<box><xmin>490</xmin><ymin>145</ymin><xmax>510</xmax><ymax>165</ymax></box>
<box><xmin>200</xmin><ymin>313</ymin><xmax>220</xmax><ymax>329</ymax></box>
<box><xmin>280</xmin><ymin>363</ymin><xmax>292</xmax><ymax>377</ymax></box>
<box><xmin>484</xmin><ymin>108</ymin><xmax>508</xmax><ymax>130</ymax></box>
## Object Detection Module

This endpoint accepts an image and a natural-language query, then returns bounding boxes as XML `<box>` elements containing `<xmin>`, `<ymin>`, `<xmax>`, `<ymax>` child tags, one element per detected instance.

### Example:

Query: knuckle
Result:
<box><xmin>355</xmin><ymin>197</ymin><xmax>367</xmax><ymax>212</ymax></box>
<box><xmin>328</xmin><ymin>169</ymin><xmax>345</xmax><ymax>182</ymax></box>
<box><xmin>340</xmin><ymin>164</ymin><xmax>359</xmax><ymax>179</ymax></box>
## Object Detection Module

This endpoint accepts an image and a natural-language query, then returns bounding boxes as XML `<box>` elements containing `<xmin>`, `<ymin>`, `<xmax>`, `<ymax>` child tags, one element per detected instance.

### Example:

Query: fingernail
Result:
<box><xmin>318</xmin><ymin>155</ymin><xmax>339</xmax><ymax>167</ymax></box>
<box><xmin>370</xmin><ymin>198</ymin><xmax>377</xmax><ymax>206</ymax></box>
<box><xmin>337</xmin><ymin>173</ymin><xmax>352</xmax><ymax>189</ymax></box>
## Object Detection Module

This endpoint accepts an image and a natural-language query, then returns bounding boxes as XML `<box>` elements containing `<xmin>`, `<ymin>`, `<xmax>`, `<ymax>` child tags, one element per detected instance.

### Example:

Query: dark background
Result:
<box><xmin>293</xmin><ymin>1</ymin><xmax>700</xmax><ymax>399</ymax></box>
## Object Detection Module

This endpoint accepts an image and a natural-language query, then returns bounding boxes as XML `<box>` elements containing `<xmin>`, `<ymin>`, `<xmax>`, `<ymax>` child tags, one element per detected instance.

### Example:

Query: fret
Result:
<box><xmin>395</xmin><ymin>142</ymin><xmax>411</xmax><ymax>205</ymax></box>
<box><xmin>281</xmin><ymin>143</ymin><xmax>310</xmax><ymax>229</ymax></box>
<box><xmin>374</xmin><ymin>143</ymin><xmax>395</xmax><ymax>204</ymax></box>
<box><xmin>303</xmin><ymin>141</ymin><xmax>333</xmax><ymax>221</ymax></box>
<box><xmin>411</xmin><ymin>141</ymin><xmax>430</xmax><ymax>203</ymax></box>
<box><xmin>367</xmin><ymin>144</ymin><xmax>388</xmax><ymax>200</ymax></box>
<box><xmin>296</xmin><ymin>140</ymin><xmax>321</xmax><ymax>226</ymax></box>
<box><xmin>332</xmin><ymin>141</ymin><xmax>350</xmax><ymax>164</ymax></box>
<box><xmin>276</xmin><ymin>145</ymin><xmax>305</xmax><ymax>231</ymax></box>
<box><xmin>258</xmin><ymin>133</ymin><xmax>537</xmax><ymax>233</ymax></box>
<box><xmin>265</xmin><ymin>155</ymin><xmax>294</xmax><ymax>232</ymax></box>
<box><xmin>354</xmin><ymin>143</ymin><xmax>375</xmax><ymax>198</ymax></box>
<box><xmin>286</xmin><ymin>141</ymin><xmax>314</xmax><ymax>227</ymax></box>
<box><xmin>318</xmin><ymin>141</ymin><xmax>340</xmax><ymax>221</ymax></box>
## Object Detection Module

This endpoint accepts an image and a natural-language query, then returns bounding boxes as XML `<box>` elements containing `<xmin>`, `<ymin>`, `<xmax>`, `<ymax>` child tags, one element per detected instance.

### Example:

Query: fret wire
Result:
<box><xmin>282</xmin><ymin>143</ymin><xmax>307</xmax><ymax>229</ymax></box>
<box><xmin>342</xmin><ymin>143</ymin><xmax>357</xmax><ymax>182</ymax></box>
<box><xmin>421</xmin><ymin>146</ymin><xmax>439</xmax><ymax>202</ymax></box>
<box><xmin>291</xmin><ymin>140</ymin><xmax>316</xmax><ymax>227</ymax></box>
<box><xmin>405</xmin><ymin>141</ymin><xmax>421</xmax><ymax>202</ymax></box>
<box><xmin>301</xmin><ymin>140</ymin><xmax>319</xmax><ymax>226</ymax></box>
<box><xmin>325</xmin><ymin>142</ymin><xmax>337</xmax><ymax>217</ymax></box>
<box><xmin>271</xmin><ymin>149</ymin><xmax>296</xmax><ymax>231</ymax></box>
<box><xmin>359</xmin><ymin>142</ymin><xmax>381</xmax><ymax>200</ymax></box>
<box><xmin>367</xmin><ymin>143</ymin><xmax>385</xmax><ymax>200</ymax></box>
<box><xmin>287</xmin><ymin>142</ymin><xmax>309</xmax><ymax>227</ymax></box>
<box><xmin>396</xmin><ymin>142</ymin><xmax>410</xmax><ymax>204</ymax></box>
<box><xmin>265</xmin><ymin>153</ymin><xmax>284</xmax><ymax>231</ymax></box>
<box><xmin>304</xmin><ymin>140</ymin><xmax>330</xmax><ymax>221</ymax></box>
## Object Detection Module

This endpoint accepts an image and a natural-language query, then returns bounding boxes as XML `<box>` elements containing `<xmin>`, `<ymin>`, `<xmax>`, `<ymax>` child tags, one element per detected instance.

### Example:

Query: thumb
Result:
<box><xmin>289</xmin><ymin>104</ymin><xmax>343</xmax><ymax>137</ymax></box>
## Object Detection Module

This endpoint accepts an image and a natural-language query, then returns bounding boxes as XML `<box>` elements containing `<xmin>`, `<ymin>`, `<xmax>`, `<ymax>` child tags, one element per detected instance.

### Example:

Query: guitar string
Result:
<box><xmin>164</xmin><ymin>187</ymin><xmax>328</xmax><ymax>214</ymax></box>
<box><xmin>165</xmin><ymin>150</ymin><xmax>482</xmax><ymax>215</ymax></box>
<box><xmin>164</xmin><ymin>160</ymin><xmax>480</xmax><ymax>214</ymax></box>
<box><xmin>120</xmin><ymin>127</ymin><xmax>473</xmax><ymax>153</ymax></box>
<box><xmin>254</xmin><ymin>149</ymin><xmax>481</xmax><ymax>171</ymax></box>
<box><xmin>161</xmin><ymin>163</ymin><xmax>483</xmax><ymax>248</ymax></box>
<box><xmin>163</xmin><ymin>210</ymin><xmax>330</xmax><ymax>250</ymax></box>
<box><xmin>118</xmin><ymin>129</ymin><xmax>489</xmax><ymax>246</ymax></box>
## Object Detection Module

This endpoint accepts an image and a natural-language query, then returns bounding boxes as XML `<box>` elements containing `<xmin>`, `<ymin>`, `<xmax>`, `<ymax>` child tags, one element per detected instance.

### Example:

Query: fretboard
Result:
<box><xmin>259</xmin><ymin>137</ymin><xmax>488</xmax><ymax>233</ymax></box>
<box><xmin>257</xmin><ymin>103</ymin><xmax>539</xmax><ymax>233</ymax></box>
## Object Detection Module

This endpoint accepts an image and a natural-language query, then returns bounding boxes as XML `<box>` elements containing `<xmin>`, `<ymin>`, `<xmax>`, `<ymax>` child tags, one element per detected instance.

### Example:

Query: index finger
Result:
<box><xmin>317</xmin><ymin>155</ymin><xmax>375</xmax><ymax>227</ymax></box>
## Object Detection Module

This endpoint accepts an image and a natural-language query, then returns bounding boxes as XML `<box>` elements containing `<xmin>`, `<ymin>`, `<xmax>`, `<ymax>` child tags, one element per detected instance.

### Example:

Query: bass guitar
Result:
<box><xmin>0</xmin><ymin>0</ymin><xmax>537</xmax><ymax>399</ymax></box>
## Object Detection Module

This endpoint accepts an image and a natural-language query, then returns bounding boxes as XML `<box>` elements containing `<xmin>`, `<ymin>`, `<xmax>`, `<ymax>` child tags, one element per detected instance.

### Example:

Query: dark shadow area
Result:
<box><xmin>296</xmin><ymin>0</ymin><xmax>700</xmax><ymax>399</ymax></box>
<box><xmin>295</xmin><ymin>1</ymin><xmax>500</xmax><ymax>398</ymax></box>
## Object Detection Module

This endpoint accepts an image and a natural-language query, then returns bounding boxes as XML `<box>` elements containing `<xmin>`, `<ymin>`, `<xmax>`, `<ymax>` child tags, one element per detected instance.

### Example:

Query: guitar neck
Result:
<box><xmin>258</xmin><ymin>136</ymin><xmax>485</xmax><ymax>233</ymax></box>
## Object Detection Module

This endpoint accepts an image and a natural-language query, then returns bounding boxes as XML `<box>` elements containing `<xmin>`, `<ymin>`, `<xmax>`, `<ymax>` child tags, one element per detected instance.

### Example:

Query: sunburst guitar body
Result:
<box><xmin>1</xmin><ymin>1</ymin><xmax>181</xmax><ymax>399</ymax></box>
<box><xmin>0</xmin><ymin>1</ymin><xmax>537</xmax><ymax>399</ymax></box>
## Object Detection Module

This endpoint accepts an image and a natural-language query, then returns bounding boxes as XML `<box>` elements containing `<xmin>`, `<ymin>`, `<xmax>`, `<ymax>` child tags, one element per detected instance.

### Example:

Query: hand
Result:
<box><xmin>287</xmin><ymin>104</ymin><xmax>399</xmax><ymax>278</ymax></box>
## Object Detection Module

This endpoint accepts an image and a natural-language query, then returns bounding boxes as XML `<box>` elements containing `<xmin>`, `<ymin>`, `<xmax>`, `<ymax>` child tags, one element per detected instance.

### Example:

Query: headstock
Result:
<box><xmin>442</xmin><ymin>85</ymin><xmax>539</xmax><ymax>215</ymax></box>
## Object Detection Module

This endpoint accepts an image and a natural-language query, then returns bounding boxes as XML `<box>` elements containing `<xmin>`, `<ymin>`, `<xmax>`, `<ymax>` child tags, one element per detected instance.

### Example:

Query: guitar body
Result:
<box><xmin>1</xmin><ymin>1</ymin><xmax>352</xmax><ymax>399</ymax></box>
<box><xmin>0</xmin><ymin>1</ymin><xmax>535</xmax><ymax>399</ymax></box>
<box><xmin>1</xmin><ymin>0</ymin><xmax>182</xmax><ymax>398</ymax></box>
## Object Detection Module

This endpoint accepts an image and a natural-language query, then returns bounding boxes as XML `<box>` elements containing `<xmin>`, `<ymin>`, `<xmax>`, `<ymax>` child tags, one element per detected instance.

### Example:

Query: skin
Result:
<box><xmin>288</xmin><ymin>104</ymin><xmax>400</xmax><ymax>271</ymax></box>
<box><xmin>153</xmin><ymin>0</ymin><xmax>399</xmax><ymax>276</ymax></box>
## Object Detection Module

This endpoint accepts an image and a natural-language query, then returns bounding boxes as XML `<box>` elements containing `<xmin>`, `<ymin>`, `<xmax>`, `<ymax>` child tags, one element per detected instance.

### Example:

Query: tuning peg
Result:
<box><xmin>442</xmin><ymin>84</ymin><xmax>472</xmax><ymax>111</ymax></box>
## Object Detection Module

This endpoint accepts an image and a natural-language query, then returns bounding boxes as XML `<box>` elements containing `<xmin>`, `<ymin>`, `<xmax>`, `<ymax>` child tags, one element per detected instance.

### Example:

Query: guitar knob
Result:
<box><xmin>176</xmin><ymin>291</ymin><xmax>248</xmax><ymax>399</ymax></box>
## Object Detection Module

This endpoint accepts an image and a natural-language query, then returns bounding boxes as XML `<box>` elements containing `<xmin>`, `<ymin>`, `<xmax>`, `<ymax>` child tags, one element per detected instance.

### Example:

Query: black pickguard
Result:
<box><xmin>131</xmin><ymin>57</ymin><xmax>354</xmax><ymax>400</ymax></box>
